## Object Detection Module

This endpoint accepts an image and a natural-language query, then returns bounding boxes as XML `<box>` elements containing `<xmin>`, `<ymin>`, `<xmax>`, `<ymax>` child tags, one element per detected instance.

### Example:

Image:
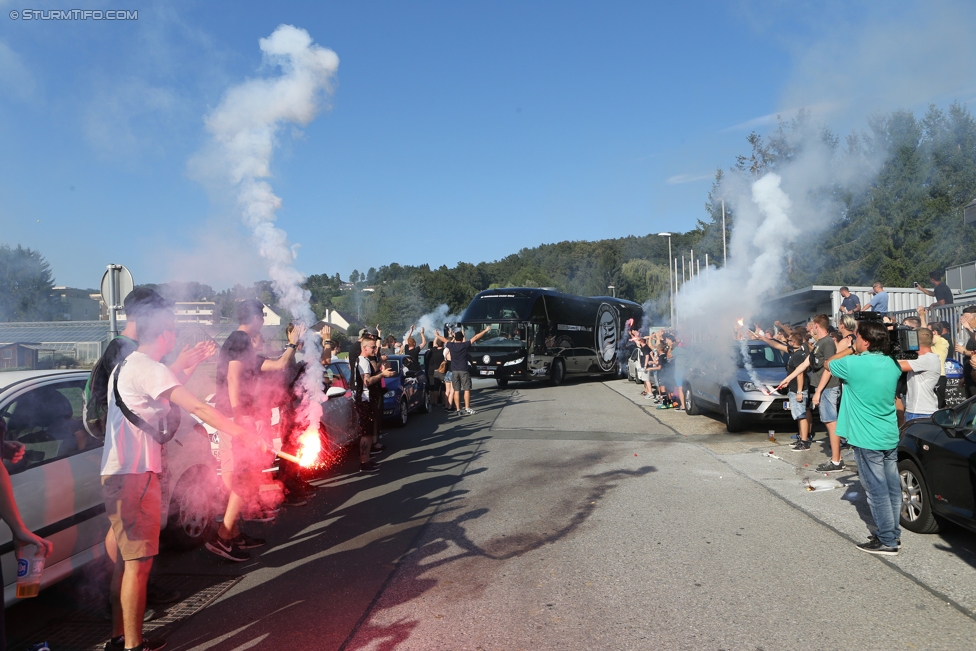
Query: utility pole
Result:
<box><xmin>721</xmin><ymin>198</ymin><xmax>727</xmax><ymax>267</ymax></box>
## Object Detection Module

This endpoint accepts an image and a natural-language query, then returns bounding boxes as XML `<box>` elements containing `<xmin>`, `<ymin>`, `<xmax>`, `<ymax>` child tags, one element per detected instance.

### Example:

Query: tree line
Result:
<box><xmin>4</xmin><ymin>103</ymin><xmax>976</xmax><ymax>331</ymax></box>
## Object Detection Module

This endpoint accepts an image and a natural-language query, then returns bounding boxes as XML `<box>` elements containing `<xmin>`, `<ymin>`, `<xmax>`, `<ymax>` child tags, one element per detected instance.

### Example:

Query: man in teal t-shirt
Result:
<box><xmin>825</xmin><ymin>320</ymin><xmax>903</xmax><ymax>556</ymax></box>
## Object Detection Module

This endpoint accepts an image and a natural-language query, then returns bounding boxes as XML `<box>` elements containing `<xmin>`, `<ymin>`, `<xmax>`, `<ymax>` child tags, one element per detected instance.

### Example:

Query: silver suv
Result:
<box><xmin>682</xmin><ymin>342</ymin><xmax>792</xmax><ymax>433</ymax></box>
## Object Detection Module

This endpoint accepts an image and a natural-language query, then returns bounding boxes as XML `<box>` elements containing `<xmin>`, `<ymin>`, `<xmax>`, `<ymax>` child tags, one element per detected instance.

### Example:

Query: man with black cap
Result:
<box><xmin>351</xmin><ymin>327</ymin><xmax>395</xmax><ymax>472</ymax></box>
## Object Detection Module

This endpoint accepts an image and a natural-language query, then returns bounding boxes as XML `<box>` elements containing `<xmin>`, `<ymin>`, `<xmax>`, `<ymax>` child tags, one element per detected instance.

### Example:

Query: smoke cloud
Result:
<box><xmin>406</xmin><ymin>304</ymin><xmax>462</xmax><ymax>341</ymax></box>
<box><xmin>674</xmin><ymin>126</ymin><xmax>882</xmax><ymax>377</ymax></box>
<box><xmin>190</xmin><ymin>24</ymin><xmax>339</xmax><ymax>425</ymax></box>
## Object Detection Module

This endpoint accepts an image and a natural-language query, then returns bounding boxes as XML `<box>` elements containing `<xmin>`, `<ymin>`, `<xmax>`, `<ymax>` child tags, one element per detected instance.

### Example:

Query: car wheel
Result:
<box><xmin>685</xmin><ymin>384</ymin><xmax>701</xmax><ymax>416</ymax></box>
<box><xmin>551</xmin><ymin>359</ymin><xmax>566</xmax><ymax>386</ymax></box>
<box><xmin>899</xmin><ymin>459</ymin><xmax>939</xmax><ymax>533</ymax></box>
<box><xmin>398</xmin><ymin>398</ymin><xmax>409</xmax><ymax>427</ymax></box>
<box><xmin>165</xmin><ymin>465</ymin><xmax>219</xmax><ymax>550</ymax></box>
<box><xmin>722</xmin><ymin>393</ymin><xmax>743</xmax><ymax>433</ymax></box>
<box><xmin>496</xmin><ymin>377</ymin><xmax>509</xmax><ymax>388</ymax></box>
<box><xmin>419</xmin><ymin>389</ymin><xmax>430</xmax><ymax>413</ymax></box>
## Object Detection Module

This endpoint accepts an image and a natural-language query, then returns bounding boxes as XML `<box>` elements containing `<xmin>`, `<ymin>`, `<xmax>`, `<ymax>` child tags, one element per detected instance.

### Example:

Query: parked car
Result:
<box><xmin>897</xmin><ymin>400</ymin><xmax>976</xmax><ymax>535</ymax></box>
<box><xmin>682</xmin><ymin>342</ymin><xmax>792</xmax><ymax>433</ymax></box>
<box><xmin>201</xmin><ymin>359</ymin><xmax>360</xmax><ymax>465</ymax></box>
<box><xmin>0</xmin><ymin>369</ymin><xmax>218</xmax><ymax>606</ymax></box>
<box><xmin>381</xmin><ymin>354</ymin><xmax>430</xmax><ymax>426</ymax></box>
<box><xmin>627</xmin><ymin>348</ymin><xmax>641</xmax><ymax>383</ymax></box>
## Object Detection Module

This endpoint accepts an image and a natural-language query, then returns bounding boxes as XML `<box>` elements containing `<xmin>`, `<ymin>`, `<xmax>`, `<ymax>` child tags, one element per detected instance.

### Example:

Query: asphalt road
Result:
<box><xmin>9</xmin><ymin>377</ymin><xmax>976</xmax><ymax>650</ymax></box>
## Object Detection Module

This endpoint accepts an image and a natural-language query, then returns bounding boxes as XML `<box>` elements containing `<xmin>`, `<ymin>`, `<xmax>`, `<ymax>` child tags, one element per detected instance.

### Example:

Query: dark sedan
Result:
<box><xmin>897</xmin><ymin>400</ymin><xmax>976</xmax><ymax>535</ymax></box>
<box><xmin>381</xmin><ymin>354</ymin><xmax>430</xmax><ymax>426</ymax></box>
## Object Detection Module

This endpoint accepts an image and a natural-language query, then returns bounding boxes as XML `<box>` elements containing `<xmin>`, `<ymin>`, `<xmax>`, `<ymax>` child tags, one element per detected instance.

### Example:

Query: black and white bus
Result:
<box><xmin>449</xmin><ymin>288</ymin><xmax>643</xmax><ymax>386</ymax></box>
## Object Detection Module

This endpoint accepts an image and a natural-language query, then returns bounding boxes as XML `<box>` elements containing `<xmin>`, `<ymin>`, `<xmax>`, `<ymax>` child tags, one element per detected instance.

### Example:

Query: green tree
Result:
<box><xmin>0</xmin><ymin>244</ymin><xmax>58</xmax><ymax>322</ymax></box>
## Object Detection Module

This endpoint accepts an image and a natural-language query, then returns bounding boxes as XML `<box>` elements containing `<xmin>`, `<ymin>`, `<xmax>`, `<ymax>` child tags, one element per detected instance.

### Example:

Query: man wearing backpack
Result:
<box><xmin>102</xmin><ymin>302</ymin><xmax>261</xmax><ymax>651</ymax></box>
<box><xmin>86</xmin><ymin>289</ymin><xmax>216</xmax><ymax>615</ymax></box>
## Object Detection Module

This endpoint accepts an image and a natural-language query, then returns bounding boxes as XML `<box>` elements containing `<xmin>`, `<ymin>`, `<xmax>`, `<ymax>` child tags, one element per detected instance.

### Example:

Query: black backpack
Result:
<box><xmin>82</xmin><ymin>336</ymin><xmax>137</xmax><ymax>440</ymax></box>
<box><xmin>111</xmin><ymin>359</ymin><xmax>180</xmax><ymax>445</ymax></box>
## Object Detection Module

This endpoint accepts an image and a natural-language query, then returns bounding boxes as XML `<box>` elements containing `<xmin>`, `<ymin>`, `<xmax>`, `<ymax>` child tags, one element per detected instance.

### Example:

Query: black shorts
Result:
<box><xmin>355</xmin><ymin>401</ymin><xmax>374</xmax><ymax>438</ymax></box>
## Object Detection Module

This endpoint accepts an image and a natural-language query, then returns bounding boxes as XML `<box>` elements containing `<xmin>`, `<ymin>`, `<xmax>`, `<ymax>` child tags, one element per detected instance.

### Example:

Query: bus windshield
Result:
<box><xmin>461</xmin><ymin>294</ymin><xmax>534</xmax><ymax>321</ymax></box>
<box><xmin>460</xmin><ymin>323</ymin><xmax>527</xmax><ymax>352</ymax></box>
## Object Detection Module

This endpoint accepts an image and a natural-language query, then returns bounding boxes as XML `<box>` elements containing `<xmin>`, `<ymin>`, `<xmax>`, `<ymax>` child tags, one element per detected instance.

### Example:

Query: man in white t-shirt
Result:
<box><xmin>898</xmin><ymin>328</ymin><xmax>940</xmax><ymax>422</ymax></box>
<box><xmin>102</xmin><ymin>306</ymin><xmax>260</xmax><ymax>651</ymax></box>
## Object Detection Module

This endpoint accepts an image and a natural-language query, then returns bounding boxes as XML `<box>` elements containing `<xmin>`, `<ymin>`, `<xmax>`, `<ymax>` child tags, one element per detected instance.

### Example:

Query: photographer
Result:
<box><xmin>824</xmin><ymin>321</ymin><xmax>903</xmax><ymax>555</ymax></box>
<box><xmin>897</xmin><ymin>328</ymin><xmax>940</xmax><ymax>422</ymax></box>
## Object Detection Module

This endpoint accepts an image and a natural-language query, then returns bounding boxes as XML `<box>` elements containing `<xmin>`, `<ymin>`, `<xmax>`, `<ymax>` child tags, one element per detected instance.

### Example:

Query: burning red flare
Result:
<box><xmin>297</xmin><ymin>426</ymin><xmax>322</xmax><ymax>468</ymax></box>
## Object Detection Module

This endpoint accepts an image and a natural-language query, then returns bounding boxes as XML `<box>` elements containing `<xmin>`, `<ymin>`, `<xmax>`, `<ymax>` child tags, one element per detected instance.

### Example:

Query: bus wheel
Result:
<box><xmin>550</xmin><ymin>359</ymin><xmax>566</xmax><ymax>386</ymax></box>
<box><xmin>496</xmin><ymin>377</ymin><xmax>509</xmax><ymax>388</ymax></box>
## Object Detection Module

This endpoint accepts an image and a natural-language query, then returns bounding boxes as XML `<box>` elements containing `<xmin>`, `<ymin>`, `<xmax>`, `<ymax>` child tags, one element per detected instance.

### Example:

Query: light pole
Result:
<box><xmin>721</xmin><ymin>198</ymin><xmax>727</xmax><ymax>267</ymax></box>
<box><xmin>607</xmin><ymin>284</ymin><xmax>615</xmax><ymax>298</ymax></box>
<box><xmin>658</xmin><ymin>232</ymin><xmax>673</xmax><ymax>327</ymax></box>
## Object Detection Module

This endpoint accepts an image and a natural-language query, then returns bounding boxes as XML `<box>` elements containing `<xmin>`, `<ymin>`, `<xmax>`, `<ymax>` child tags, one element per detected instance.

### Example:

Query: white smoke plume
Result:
<box><xmin>193</xmin><ymin>24</ymin><xmax>339</xmax><ymax>425</ymax></box>
<box><xmin>674</xmin><ymin>131</ymin><xmax>881</xmax><ymax>378</ymax></box>
<box><xmin>406</xmin><ymin>304</ymin><xmax>462</xmax><ymax>342</ymax></box>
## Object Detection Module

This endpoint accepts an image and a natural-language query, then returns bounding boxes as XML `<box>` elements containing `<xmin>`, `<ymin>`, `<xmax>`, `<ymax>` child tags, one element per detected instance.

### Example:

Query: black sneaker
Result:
<box><xmin>360</xmin><ymin>460</ymin><xmax>380</xmax><ymax>473</ymax></box>
<box><xmin>867</xmin><ymin>534</ymin><xmax>901</xmax><ymax>547</ymax></box>
<box><xmin>856</xmin><ymin>539</ymin><xmax>899</xmax><ymax>556</ymax></box>
<box><xmin>232</xmin><ymin>532</ymin><xmax>266</xmax><ymax>549</ymax></box>
<box><xmin>105</xmin><ymin>636</ymin><xmax>125</xmax><ymax>651</ymax></box>
<box><xmin>284</xmin><ymin>492</ymin><xmax>308</xmax><ymax>507</ymax></box>
<box><xmin>790</xmin><ymin>440</ymin><xmax>811</xmax><ymax>452</ymax></box>
<box><xmin>205</xmin><ymin>533</ymin><xmax>250</xmax><ymax>562</ymax></box>
<box><xmin>124</xmin><ymin>640</ymin><xmax>167</xmax><ymax>651</ymax></box>
<box><xmin>816</xmin><ymin>459</ymin><xmax>845</xmax><ymax>472</ymax></box>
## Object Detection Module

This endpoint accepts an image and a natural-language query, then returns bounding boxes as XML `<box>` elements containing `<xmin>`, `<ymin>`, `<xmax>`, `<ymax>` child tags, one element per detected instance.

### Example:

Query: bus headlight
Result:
<box><xmin>504</xmin><ymin>357</ymin><xmax>525</xmax><ymax>366</ymax></box>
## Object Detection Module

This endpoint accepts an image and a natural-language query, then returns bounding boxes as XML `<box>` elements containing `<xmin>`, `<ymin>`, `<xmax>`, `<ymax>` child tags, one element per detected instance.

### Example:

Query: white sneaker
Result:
<box><xmin>464</xmin><ymin>408</ymin><xmax>476</xmax><ymax>415</ymax></box>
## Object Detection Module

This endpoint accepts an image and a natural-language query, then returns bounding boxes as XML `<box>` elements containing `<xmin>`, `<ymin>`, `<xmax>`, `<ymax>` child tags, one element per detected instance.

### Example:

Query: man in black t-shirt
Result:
<box><xmin>208</xmin><ymin>299</ymin><xmax>300</xmax><ymax>562</ymax></box>
<box><xmin>437</xmin><ymin>326</ymin><xmax>491</xmax><ymax>415</ymax></box>
<box><xmin>783</xmin><ymin>333</ymin><xmax>812</xmax><ymax>450</ymax></box>
<box><xmin>426</xmin><ymin>337</ymin><xmax>446</xmax><ymax>409</ymax></box>
<box><xmin>917</xmin><ymin>270</ymin><xmax>954</xmax><ymax>307</ymax></box>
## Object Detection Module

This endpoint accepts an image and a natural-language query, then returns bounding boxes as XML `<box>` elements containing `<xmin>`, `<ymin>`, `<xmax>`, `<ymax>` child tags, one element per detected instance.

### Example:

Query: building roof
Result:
<box><xmin>0</xmin><ymin>321</ymin><xmax>112</xmax><ymax>345</ymax></box>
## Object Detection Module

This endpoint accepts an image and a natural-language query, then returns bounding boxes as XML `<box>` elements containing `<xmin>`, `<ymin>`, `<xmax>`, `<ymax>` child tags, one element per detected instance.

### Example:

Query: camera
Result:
<box><xmin>913</xmin><ymin>281</ymin><xmax>920</xmax><ymax>288</ymax></box>
<box><xmin>852</xmin><ymin>311</ymin><xmax>919</xmax><ymax>360</ymax></box>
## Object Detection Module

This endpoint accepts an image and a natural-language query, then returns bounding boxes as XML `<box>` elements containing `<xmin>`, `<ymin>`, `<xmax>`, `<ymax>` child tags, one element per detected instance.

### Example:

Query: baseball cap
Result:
<box><xmin>359</xmin><ymin>326</ymin><xmax>379</xmax><ymax>339</ymax></box>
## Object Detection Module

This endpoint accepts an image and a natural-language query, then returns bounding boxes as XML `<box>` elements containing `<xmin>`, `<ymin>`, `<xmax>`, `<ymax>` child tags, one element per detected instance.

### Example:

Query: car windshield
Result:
<box><xmin>459</xmin><ymin>323</ymin><xmax>527</xmax><ymax>351</ymax></box>
<box><xmin>383</xmin><ymin>360</ymin><xmax>400</xmax><ymax>373</ymax></box>
<box><xmin>734</xmin><ymin>345</ymin><xmax>787</xmax><ymax>368</ymax></box>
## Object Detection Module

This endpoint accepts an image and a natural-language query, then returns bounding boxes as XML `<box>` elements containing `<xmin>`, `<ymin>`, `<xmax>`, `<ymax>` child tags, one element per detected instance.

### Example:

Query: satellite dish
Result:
<box><xmin>100</xmin><ymin>265</ymin><xmax>134</xmax><ymax>312</ymax></box>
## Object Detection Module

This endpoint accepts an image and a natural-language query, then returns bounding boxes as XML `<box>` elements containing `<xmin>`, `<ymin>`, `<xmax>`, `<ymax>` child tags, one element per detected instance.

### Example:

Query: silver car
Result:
<box><xmin>0</xmin><ymin>369</ymin><xmax>218</xmax><ymax>605</ymax></box>
<box><xmin>682</xmin><ymin>343</ymin><xmax>792</xmax><ymax>433</ymax></box>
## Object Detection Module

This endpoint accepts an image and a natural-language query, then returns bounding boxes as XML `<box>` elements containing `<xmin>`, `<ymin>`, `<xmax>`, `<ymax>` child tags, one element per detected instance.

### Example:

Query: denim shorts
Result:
<box><xmin>818</xmin><ymin>386</ymin><xmax>841</xmax><ymax>423</ymax></box>
<box><xmin>788</xmin><ymin>391</ymin><xmax>807</xmax><ymax>420</ymax></box>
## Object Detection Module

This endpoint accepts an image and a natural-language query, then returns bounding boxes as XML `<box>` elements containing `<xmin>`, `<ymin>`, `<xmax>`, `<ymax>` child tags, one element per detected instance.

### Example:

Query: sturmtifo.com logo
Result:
<box><xmin>9</xmin><ymin>9</ymin><xmax>138</xmax><ymax>20</ymax></box>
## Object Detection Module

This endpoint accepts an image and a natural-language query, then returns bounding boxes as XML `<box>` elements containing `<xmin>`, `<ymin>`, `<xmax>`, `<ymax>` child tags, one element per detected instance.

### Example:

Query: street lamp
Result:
<box><xmin>658</xmin><ymin>232</ymin><xmax>673</xmax><ymax>328</ymax></box>
<box><xmin>607</xmin><ymin>284</ymin><xmax>615</xmax><ymax>298</ymax></box>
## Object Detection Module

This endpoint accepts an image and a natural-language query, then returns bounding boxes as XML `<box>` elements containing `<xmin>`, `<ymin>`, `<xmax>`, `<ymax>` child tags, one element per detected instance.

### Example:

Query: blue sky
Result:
<box><xmin>2</xmin><ymin>0</ymin><xmax>975</xmax><ymax>290</ymax></box>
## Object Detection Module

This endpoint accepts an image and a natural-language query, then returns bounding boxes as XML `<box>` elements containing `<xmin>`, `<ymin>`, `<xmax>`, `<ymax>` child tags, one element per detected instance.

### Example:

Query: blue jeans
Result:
<box><xmin>904</xmin><ymin>412</ymin><xmax>931</xmax><ymax>422</ymax></box>
<box><xmin>853</xmin><ymin>446</ymin><xmax>902</xmax><ymax>547</ymax></box>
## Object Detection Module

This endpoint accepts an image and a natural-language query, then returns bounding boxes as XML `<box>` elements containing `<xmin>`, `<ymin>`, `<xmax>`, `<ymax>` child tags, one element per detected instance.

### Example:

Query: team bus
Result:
<box><xmin>449</xmin><ymin>288</ymin><xmax>643</xmax><ymax>386</ymax></box>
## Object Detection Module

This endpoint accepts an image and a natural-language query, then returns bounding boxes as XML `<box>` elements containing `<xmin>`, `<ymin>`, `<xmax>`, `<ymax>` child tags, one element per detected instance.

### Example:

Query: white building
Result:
<box><xmin>175</xmin><ymin>301</ymin><xmax>217</xmax><ymax>325</ymax></box>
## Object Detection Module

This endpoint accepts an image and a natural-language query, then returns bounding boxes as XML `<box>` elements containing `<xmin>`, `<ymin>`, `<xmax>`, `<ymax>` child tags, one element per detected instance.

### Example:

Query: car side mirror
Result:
<box><xmin>326</xmin><ymin>387</ymin><xmax>347</xmax><ymax>399</ymax></box>
<box><xmin>931</xmin><ymin>408</ymin><xmax>961</xmax><ymax>430</ymax></box>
